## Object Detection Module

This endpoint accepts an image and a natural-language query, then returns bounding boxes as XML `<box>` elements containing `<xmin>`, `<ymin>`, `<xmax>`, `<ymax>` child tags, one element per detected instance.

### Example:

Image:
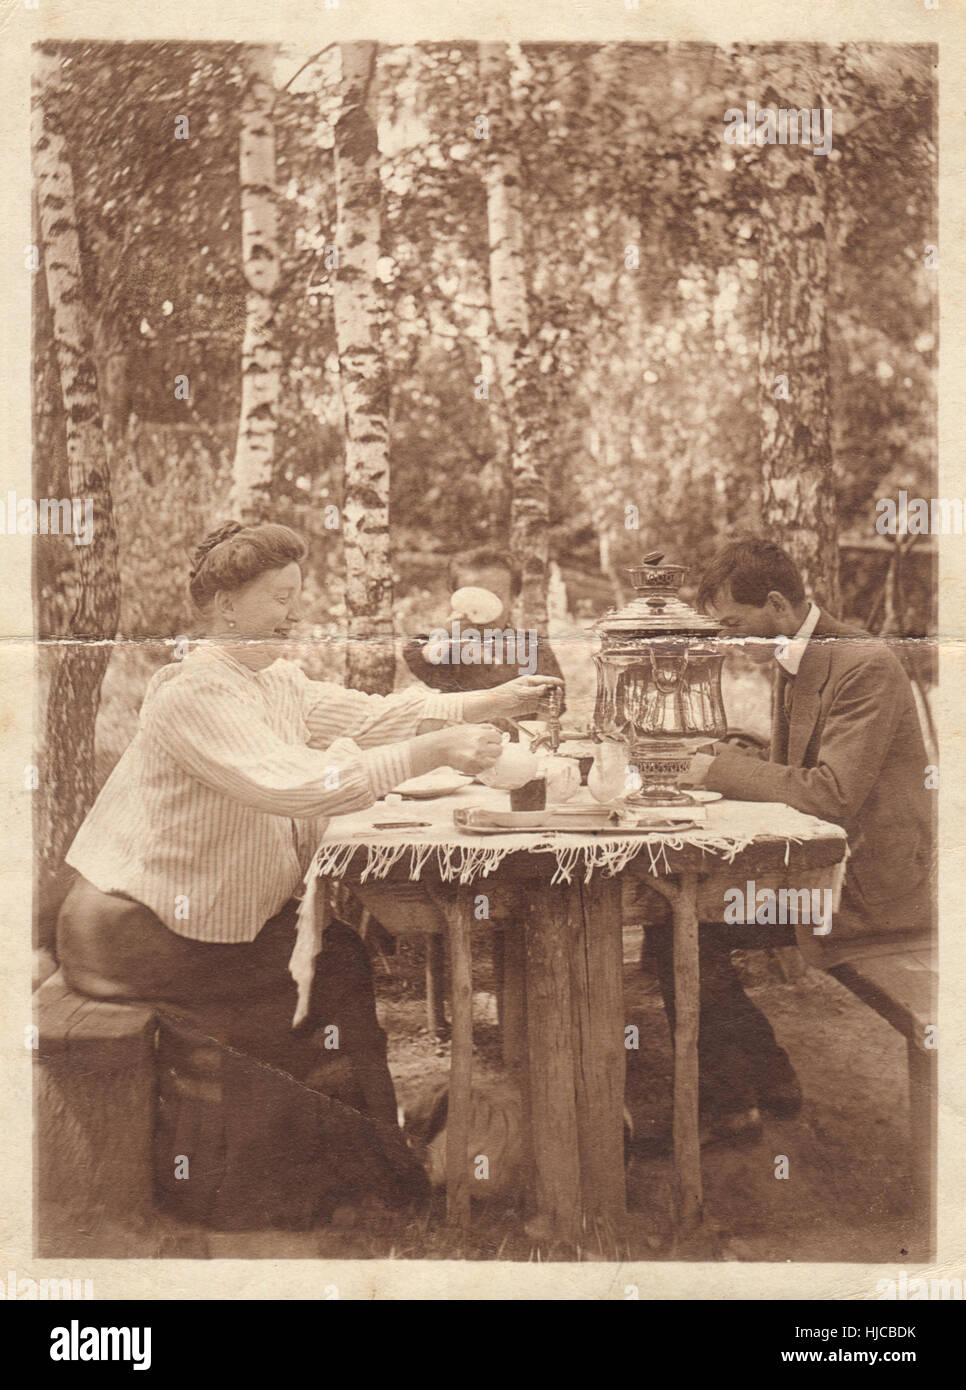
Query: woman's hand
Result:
<box><xmin>464</xmin><ymin>675</ymin><xmax>564</xmax><ymax>722</ymax></box>
<box><xmin>441</xmin><ymin>724</ymin><xmax>505</xmax><ymax>773</ymax></box>
<box><xmin>410</xmin><ymin>723</ymin><xmax>504</xmax><ymax>777</ymax></box>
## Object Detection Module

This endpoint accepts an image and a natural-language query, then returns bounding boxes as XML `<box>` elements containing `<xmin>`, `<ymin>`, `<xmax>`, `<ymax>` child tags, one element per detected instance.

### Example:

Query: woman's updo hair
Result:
<box><xmin>188</xmin><ymin>521</ymin><xmax>307</xmax><ymax>612</ymax></box>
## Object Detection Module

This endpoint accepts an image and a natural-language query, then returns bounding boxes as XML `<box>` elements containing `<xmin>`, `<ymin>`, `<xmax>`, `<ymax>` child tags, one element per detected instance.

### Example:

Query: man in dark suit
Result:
<box><xmin>646</xmin><ymin>537</ymin><xmax>935</xmax><ymax>1144</ymax></box>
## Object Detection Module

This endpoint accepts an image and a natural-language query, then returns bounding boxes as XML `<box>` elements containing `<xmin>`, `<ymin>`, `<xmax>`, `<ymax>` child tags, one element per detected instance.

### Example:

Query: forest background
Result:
<box><xmin>31</xmin><ymin>39</ymin><xmax>937</xmax><ymax>938</ymax></box>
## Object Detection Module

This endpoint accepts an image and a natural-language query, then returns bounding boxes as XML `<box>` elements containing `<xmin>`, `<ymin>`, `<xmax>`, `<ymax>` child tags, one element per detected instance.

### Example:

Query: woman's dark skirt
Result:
<box><xmin>56</xmin><ymin>876</ymin><xmax>428</xmax><ymax>1231</ymax></box>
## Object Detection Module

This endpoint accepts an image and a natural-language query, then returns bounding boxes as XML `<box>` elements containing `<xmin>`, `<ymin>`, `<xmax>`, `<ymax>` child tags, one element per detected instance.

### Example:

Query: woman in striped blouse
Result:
<box><xmin>57</xmin><ymin>520</ymin><xmax>561</xmax><ymax>1230</ymax></box>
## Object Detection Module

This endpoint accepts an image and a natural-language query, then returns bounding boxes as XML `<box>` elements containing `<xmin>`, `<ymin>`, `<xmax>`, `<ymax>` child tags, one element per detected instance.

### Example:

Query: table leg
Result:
<box><xmin>501</xmin><ymin>926</ymin><xmax>527</xmax><ymax>1074</ymax></box>
<box><xmin>644</xmin><ymin>870</ymin><xmax>704</xmax><ymax>1234</ymax></box>
<box><xmin>492</xmin><ymin>928</ymin><xmax>505</xmax><ymax>1029</ymax></box>
<box><xmin>427</xmin><ymin>884</ymin><xmax>474</xmax><ymax>1229</ymax></box>
<box><xmin>671</xmin><ymin>872</ymin><xmax>703</xmax><ymax>1232</ymax></box>
<box><xmin>570</xmin><ymin>876</ymin><xmax>627</xmax><ymax>1240</ymax></box>
<box><xmin>525</xmin><ymin>884</ymin><xmax>582</xmax><ymax>1244</ymax></box>
<box><xmin>425</xmin><ymin>934</ymin><xmax>447</xmax><ymax>1037</ymax></box>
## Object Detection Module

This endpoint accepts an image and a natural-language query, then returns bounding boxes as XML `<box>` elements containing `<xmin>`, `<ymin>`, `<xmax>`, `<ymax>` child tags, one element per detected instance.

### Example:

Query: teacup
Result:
<box><xmin>588</xmin><ymin>737</ymin><xmax>631</xmax><ymax>803</ymax></box>
<box><xmin>543</xmin><ymin>756</ymin><xmax>581</xmax><ymax>805</ymax></box>
<box><xmin>510</xmin><ymin>777</ymin><xmax>547</xmax><ymax>812</ymax></box>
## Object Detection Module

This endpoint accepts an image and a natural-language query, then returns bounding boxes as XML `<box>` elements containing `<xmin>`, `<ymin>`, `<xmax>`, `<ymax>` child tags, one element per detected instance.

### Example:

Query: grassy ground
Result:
<box><xmin>112</xmin><ymin>927</ymin><xmax>925</xmax><ymax>1265</ymax></box>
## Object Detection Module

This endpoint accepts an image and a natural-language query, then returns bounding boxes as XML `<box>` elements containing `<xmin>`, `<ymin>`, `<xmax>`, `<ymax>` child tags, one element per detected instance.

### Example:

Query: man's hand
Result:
<box><xmin>465</xmin><ymin>675</ymin><xmax>564</xmax><ymax>722</ymax></box>
<box><xmin>679</xmin><ymin>752</ymin><xmax>715</xmax><ymax>787</ymax></box>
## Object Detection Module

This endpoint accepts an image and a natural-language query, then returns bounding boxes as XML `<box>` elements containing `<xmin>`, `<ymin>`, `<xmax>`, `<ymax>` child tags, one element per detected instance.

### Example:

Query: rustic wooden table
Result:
<box><xmin>306</xmin><ymin>787</ymin><xmax>848</xmax><ymax>1244</ymax></box>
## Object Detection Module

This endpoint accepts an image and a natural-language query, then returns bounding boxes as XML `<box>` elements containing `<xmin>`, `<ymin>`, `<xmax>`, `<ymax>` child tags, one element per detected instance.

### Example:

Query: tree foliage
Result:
<box><xmin>35</xmin><ymin>40</ymin><xmax>936</xmax><ymax>646</ymax></box>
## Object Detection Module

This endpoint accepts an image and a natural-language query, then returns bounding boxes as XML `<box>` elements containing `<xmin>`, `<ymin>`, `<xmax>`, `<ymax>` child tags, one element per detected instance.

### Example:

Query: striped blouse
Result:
<box><xmin>66</xmin><ymin>644</ymin><xmax>464</xmax><ymax>943</ymax></box>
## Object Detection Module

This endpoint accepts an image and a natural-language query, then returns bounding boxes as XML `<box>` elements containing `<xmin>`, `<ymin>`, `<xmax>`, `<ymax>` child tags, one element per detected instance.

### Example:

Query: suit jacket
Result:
<box><xmin>704</xmin><ymin>611</ymin><xmax>935</xmax><ymax>968</ymax></box>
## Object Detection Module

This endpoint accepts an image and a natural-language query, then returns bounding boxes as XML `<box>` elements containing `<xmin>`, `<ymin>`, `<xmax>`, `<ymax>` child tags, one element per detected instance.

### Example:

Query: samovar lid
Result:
<box><xmin>593</xmin><ymin>553</ymin><xmax>721</xmax><ymax>636</ymax></box>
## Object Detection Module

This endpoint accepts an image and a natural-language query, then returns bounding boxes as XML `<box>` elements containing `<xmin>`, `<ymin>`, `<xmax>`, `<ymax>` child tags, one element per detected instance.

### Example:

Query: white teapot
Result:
<box><xmin>476</xmin><ymin>735</ymin><xmax>541</xmax><ymax>790</ymax></box>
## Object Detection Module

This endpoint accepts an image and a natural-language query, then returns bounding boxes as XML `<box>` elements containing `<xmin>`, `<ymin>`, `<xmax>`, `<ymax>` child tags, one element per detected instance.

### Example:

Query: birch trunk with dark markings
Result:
<box><xmin>33</xmin><ymin>46</ymin><xmax>121</xmax><ymax>947</ymax></box>
<box><xmin>332</xmin><ymin>41</ymin><xmax>395</xmax><ymax>694</ymax></box>
<box><xmin>757</xmin><ymin>121</ymin><xmax>839</xmax><ymax>610</ymax></box>
<box><xmin>478</xmin><ymin>42</ymin><xmax>550</xmax><ymax>633</ymax></box>
<box><xmin>230</xmin><ymin>45</ymin><xmax>282</xmax><ymax>521</ymax></box>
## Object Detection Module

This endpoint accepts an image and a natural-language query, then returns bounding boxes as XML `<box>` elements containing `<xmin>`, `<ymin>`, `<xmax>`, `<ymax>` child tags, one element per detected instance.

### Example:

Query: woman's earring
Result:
<box><xmin>228</xmin><ymin>620</ymin><xmax>235</xmax><ymax>629</ymax></box>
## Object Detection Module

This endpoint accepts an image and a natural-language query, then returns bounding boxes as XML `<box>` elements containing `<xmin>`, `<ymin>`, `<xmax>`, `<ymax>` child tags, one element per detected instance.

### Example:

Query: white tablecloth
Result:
<box><xmin>288</xmin><ymin>786</ymin><xmax>847</xmax><ymax>1022</ymax></box>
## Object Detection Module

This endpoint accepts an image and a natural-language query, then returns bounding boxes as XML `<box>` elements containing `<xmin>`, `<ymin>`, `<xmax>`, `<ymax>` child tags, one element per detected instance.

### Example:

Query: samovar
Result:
<box><xmin>592</xmin><ymin>553</ymin><xmax>727</xmax><ymax>804</ymax></box>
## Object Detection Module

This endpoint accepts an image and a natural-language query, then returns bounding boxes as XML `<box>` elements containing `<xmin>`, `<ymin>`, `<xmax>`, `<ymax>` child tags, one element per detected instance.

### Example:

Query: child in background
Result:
<box><xmin>403</xmin><ymin>547</ymin><xmax>566</xmax><ymax>734</ymax></box>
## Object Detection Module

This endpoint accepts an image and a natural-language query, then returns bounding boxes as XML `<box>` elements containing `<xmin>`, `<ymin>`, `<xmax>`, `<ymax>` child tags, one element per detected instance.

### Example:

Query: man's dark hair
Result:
<box><xmin>697</xmin><ymin>537</ymin><xmax>806</xmax><ymax>610</ymax></box>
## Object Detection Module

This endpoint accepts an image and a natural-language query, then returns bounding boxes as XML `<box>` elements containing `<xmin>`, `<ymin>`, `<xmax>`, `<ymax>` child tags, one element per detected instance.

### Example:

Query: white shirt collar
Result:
<box><xmin>192</xmin><ymin>642</ymin><xmax>274</xmax><ymax>682</ymax></box>
<box><xmin>775</xmin><ymin>601</ymin><xmax>821</xmax><ymax>676</ymax></box>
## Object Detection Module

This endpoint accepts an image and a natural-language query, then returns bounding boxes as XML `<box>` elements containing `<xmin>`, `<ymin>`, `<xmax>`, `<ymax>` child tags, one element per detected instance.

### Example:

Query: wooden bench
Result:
<box><xmin>829</xmin><ymin>948</ymin><xmax>937</xmax><ymax>1255</ymax></box>
<box><xmin>34</xmin><ymin>970</ymin><xmax>159</xmax><ymax>1257</ymax></box>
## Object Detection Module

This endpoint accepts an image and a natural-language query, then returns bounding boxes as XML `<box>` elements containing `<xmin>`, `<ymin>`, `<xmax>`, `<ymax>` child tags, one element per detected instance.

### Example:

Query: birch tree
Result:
<box><xmin>33</xmin><ymin>46</ymin><xmax>121</xmax><ymax>940</ymax></box>
<box><xmin>478</xmin><ymin>42</ymin><xmax>550</xmax><ymax>633</ymax></box>
<box><xmin>230</xmin><ymin>45</ymin><xmax>282</xmax><ymax>520</ymax></box>
<box><xmin>332</xmin><ymin>41</ymin><xmax>395</xmax><ymax>694</ymax></box>
<box><xmin>747</xmin><ymin>53</ymin><xmax>840</xmax><ymax>612</ymax></box>
<box><xmin>758</xmin><ymin>142</ymin><xmax>839</xmax><ymax>609</ymax></box>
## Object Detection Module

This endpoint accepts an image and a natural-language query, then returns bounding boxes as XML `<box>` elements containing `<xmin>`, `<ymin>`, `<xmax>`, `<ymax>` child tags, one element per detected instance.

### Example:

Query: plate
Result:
<box><xmin>394</xmin><ymin>767</ymin><xmax>473</xmax><ymax>798</ymax></box>
<box><xmin>681</xmin><ymin>789</ymin><xmax>723</xmax><ymax>804</ymax></box>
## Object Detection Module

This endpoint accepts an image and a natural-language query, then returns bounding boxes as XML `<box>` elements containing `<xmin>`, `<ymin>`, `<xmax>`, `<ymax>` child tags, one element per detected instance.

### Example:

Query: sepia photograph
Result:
<box><xmin>4</xmin><ymin>0</ymin><xmax>965</xmax><ymax>1321</ymax></box>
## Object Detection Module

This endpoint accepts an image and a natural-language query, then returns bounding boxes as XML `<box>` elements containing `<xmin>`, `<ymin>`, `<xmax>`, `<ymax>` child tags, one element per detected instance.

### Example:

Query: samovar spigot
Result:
<box><xmin>529</xmin><ymin>685</ymin><xmax>562</xmax><ymax>753</ymax></box>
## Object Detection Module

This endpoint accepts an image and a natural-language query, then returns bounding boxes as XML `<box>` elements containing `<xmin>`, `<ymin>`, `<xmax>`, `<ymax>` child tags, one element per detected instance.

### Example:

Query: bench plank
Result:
<box><xmin>34</xmin><ymin>976</ymin><xmax>94</xmax><ymax>1055</ymax></box>
<box><xmin>830</xmin><ymin>951</ymin><xmax>936</xmax><ymax>1052</ymax></box>
<box><xmin>829</xmin><ymin>950</ymin><xmax>937</xmax><ymax>1259</ymax></box>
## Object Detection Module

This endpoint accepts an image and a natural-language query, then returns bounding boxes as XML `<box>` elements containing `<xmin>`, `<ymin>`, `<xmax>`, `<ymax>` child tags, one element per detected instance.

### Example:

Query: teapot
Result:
<box><xmin>476</xmin><ymin>735</ymin><xmax>541</xmax><ymax>791</ymax></box>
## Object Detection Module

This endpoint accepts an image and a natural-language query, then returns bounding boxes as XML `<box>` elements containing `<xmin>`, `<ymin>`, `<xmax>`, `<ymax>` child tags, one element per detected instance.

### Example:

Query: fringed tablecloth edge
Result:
<box><xmin>302</xmin><ymin>824</ymin><xmax>848</xmax><ymax>892</ymax></box>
